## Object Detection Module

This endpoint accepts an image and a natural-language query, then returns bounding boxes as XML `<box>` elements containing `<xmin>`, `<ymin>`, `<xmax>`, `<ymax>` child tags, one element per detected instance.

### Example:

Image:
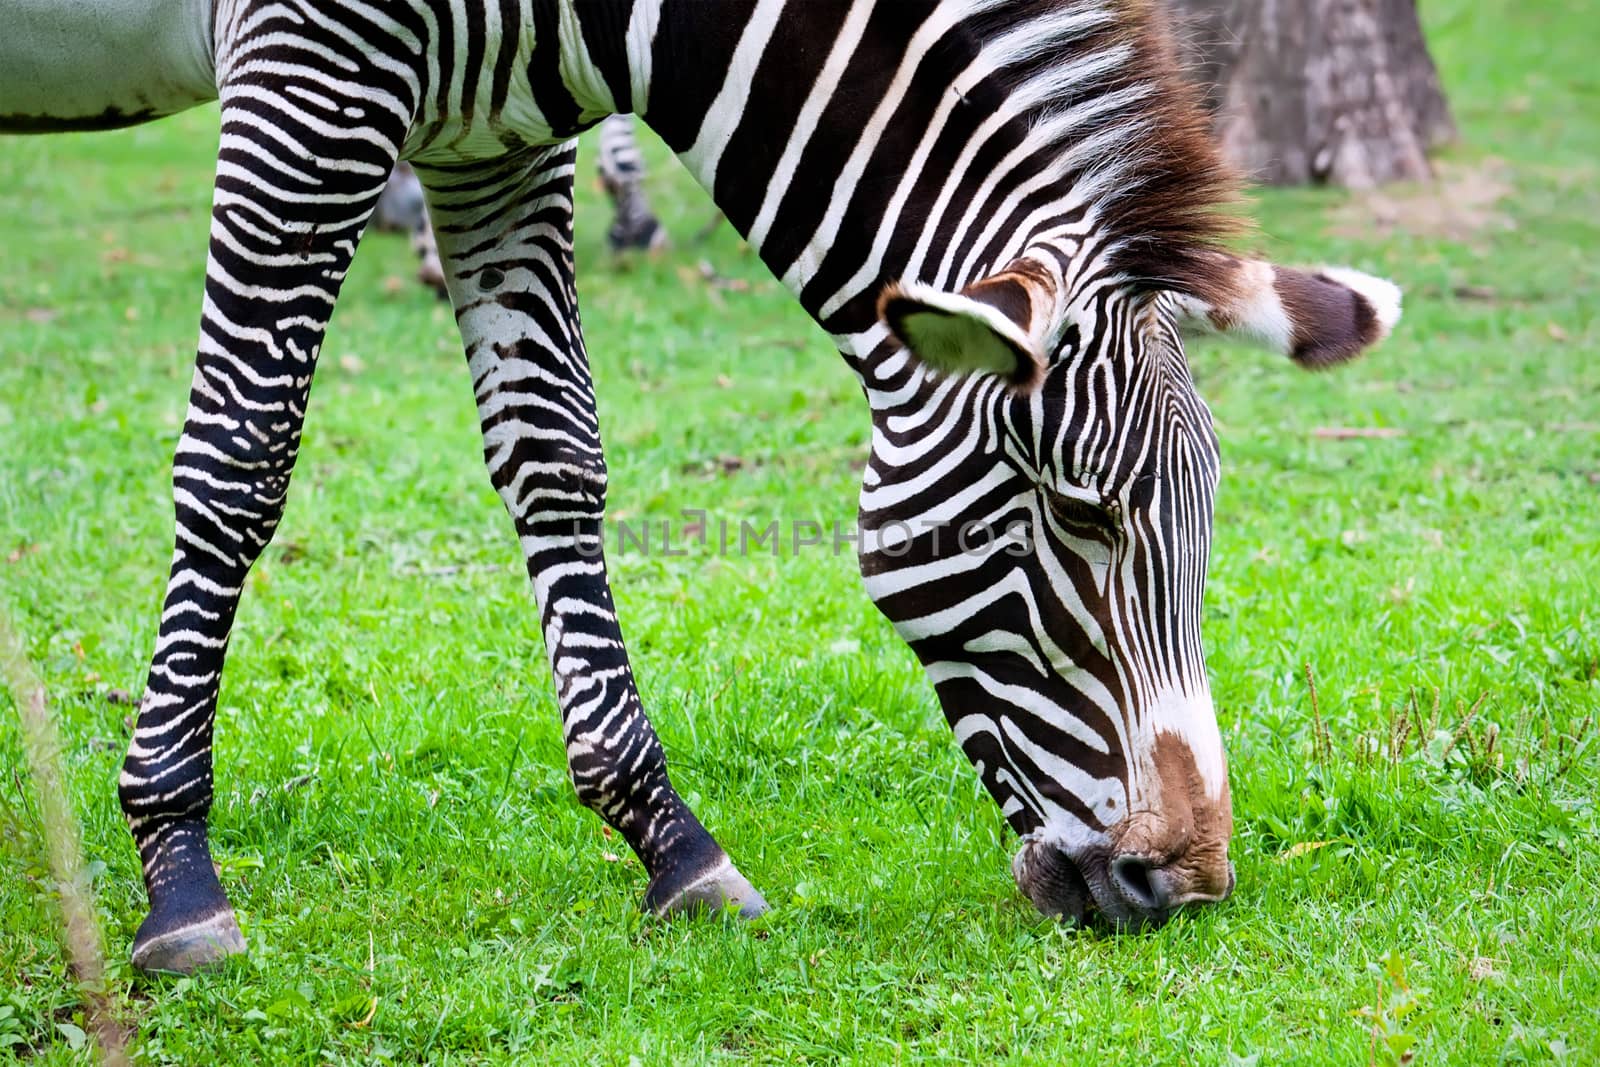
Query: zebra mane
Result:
<box><xmin>963</xmin><ymin>0</ymin><xmax>1244</xmax><ymax>301</ymax></box>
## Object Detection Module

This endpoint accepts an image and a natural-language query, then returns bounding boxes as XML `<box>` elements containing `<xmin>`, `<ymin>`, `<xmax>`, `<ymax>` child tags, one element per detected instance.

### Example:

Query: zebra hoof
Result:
<box><xmin>606</xmin><ymin>218</ymin><xmax>667</xmax><ymax>256</ymax></box>
<box><xmin>131</xmin><ymin>910</ymin><xmax>247</xmax><ymax>974</ymax></box>
<box><xmin>649</xmin><ymin>857</ymin><xmax>770</xmax><ymax>920</ymax></box>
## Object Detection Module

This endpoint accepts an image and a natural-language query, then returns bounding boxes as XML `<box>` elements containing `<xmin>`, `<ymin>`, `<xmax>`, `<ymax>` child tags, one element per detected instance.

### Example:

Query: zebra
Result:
<box><xmin>375</xmin><ymin>115</ymin><xmax>665</xmax><ymax>295</ymax></box>
<box><xmin>2</xmin><ymin>0</ymin><xmax>1402</xmax><ymax>974</ymax></box>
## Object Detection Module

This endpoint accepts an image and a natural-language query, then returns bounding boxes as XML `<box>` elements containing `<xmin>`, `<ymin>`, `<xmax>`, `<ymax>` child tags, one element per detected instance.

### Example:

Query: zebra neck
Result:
<box><xmin>642</xmin><ymin>1</ymin><xmax>1095</xmax><ymax>386</ymax></box>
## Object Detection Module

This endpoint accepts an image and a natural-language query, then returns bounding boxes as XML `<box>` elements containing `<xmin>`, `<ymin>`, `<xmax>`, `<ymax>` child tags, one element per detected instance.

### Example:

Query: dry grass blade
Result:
<box><xmin>0</xmin><ymin>610</ymin><xmax>131</xmax><ymax>1067</ymax></box>
<box><xmin>1441</xmin><ymin>692</ymin><xmax>1490</xmax><ymax>762</ymax></box>
<box><xmin>1305</xmin><ymin>662</ymin><xmax>1332</xmax><ymax>766</ymax></box>
<box><xmin>1312</xmin><ymin>427</ymin><xmax>1408</xmax><ymax>440</ymax></box>
<box><xmin>1276</xmin><ymin>840</ymin><xmax>1335</xmax><ymax>862</ymax></box>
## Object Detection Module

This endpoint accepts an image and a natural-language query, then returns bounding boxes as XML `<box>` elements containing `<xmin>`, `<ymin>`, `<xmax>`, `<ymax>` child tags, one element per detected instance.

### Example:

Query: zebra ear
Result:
<box><xmin>879</xmin><ymin>274</ymin><xmax>1050</xmax><ymax>389</ymax></box>
<box><xmin>1171</xmin><ymin>256</ymin><xmax>1402</xmax><ymax>369</ymax></box>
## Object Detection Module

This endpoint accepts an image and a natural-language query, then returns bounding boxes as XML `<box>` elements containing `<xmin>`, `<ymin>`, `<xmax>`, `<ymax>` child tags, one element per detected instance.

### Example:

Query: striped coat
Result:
<box><xmin>1</xmin><ymin>0</ymin><xmax>1401</xmax><ymax>972</ymax></box>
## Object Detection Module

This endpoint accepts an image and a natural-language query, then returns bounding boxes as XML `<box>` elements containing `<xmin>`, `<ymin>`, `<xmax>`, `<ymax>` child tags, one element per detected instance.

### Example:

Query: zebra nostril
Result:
<box><xmin>1111</xmin><ymin>854</ymin><xmax>1171</xmax><ymax>914</ymax></box>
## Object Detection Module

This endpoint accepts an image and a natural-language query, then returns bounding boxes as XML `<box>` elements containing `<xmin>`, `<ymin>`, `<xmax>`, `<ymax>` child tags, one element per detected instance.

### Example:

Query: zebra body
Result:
<box><xmin>2</xmin><ymin>0</ymin><xmax>1401</xmax><ymax>972</ymax></box>
<box><xmin>3</xmin><ymin>0</ymin><xmax>215</xmax><ymax>131</ymax></box>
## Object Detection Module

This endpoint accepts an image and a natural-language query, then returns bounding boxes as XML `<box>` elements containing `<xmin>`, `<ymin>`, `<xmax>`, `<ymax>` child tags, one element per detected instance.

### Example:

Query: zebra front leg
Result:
<box><xmin>418</xmin><ymin>148</ymin><xmax>765</xmax><ymax>919</ymax></box>
<box><xmin>121</xmin><ymin>71</ymin><xmax>411</xmax><ymax>973</ymax></box>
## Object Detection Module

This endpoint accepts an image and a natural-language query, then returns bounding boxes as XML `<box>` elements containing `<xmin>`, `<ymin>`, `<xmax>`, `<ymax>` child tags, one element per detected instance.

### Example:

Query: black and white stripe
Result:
<box><xmin>2</xmin><ymin>0</ymin><xmax>1401</xmax><ymax>967</ymax></box>
<box><xmin>376</xmin><ymin>116</ymin><xmax>664</xmax><ymax>295</ymax></box>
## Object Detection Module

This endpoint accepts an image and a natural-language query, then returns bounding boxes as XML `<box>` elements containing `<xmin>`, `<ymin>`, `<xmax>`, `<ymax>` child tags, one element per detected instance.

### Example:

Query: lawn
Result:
<box><xmin>2</xmin><ymin>1</ymin><xmax>1597</xmax><ymax>1062</ymax></box>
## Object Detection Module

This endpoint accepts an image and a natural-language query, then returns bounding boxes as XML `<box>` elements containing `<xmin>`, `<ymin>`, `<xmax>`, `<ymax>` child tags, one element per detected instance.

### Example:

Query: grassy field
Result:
<box><xmin>2</xmin><ymin>1</ymin><xmax>1597</xmax><ymax>1062</ymax></box>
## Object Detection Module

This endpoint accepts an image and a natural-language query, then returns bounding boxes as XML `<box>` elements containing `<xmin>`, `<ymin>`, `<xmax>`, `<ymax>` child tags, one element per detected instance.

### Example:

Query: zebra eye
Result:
<box><xmin>1043</xmin><ymin>488</ymin><xmax>1117</xmax><ymax>534</ymax></box>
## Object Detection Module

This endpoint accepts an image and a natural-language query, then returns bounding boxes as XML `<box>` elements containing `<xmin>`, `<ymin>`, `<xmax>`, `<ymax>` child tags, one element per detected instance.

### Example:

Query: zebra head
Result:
<box><xmin>863</xmin><ymin>250</ymin><xmax>1401</xmax><ymax>927</ymax></box>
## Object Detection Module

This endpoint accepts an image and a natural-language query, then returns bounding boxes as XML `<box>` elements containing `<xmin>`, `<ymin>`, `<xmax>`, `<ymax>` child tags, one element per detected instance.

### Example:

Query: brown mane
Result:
<box><xmin>968</xmin><ymin>0</ymin><xmax>1246</xmax><ymax>302</ymax></box>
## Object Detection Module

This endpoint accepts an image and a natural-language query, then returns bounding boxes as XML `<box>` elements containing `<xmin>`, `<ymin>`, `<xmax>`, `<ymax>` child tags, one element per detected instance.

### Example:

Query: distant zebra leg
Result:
<box><xmin>416</xmin><ymin>147</ymin><xmax>764</xmax><ymax>918</ymax></box>
<box><xmin>120</xmin><ymin>75</ymin><xmax>409</xmax><ymax>973</ymax></box>
<box><xmin>597</xmin><ymin>115</ymin><xmax>666</xmax><ymax>253</ymax></box>
<box><xmin>375</xmin><ymin>163</ymin><xmax>447</xmax><ymax>298</ymax></box>
<box><xmin>412</xmin><ymin>214</ymin><xmax>447</xmax><ymax>297</ymax></box>
<box><xmin>374</xmin><ymin>162</ymin><xmax>427</xmax><ymax>234</ymax></box>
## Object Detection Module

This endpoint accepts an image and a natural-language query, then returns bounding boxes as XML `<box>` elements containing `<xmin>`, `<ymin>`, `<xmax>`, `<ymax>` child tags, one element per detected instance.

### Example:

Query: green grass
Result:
<box><xmin>2</xmin><ymin>1</ymin><xmax>1598</xmax><ymax>1062</ymax></box>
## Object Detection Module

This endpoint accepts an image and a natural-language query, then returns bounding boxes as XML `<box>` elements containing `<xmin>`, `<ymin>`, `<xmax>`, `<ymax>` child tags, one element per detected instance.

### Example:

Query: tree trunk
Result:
<box><xmin>1167</xmin><ymin>0</ymin><xmax>1456</xmax><ymax>188</ymax></box>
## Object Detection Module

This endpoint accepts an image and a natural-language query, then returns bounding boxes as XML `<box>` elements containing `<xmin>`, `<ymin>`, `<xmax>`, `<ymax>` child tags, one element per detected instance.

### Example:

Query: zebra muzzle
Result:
<box><xmin>1011</xmin><ymin>839</ymin><xmax>1093</xmax><ymax>925</ymax></box>
<box><xmin>1012</xmin><ymin>836</ymin><xmax>1235</xmax><ymax>930</ymax></box>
